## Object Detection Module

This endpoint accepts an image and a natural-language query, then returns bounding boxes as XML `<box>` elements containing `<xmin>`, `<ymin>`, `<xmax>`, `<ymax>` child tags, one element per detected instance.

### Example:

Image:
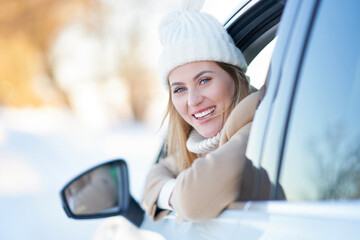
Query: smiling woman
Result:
<box><xmin>164</xmin><ymin>60</ymin><xmax>250</xmax><ymax>171</ymax></box>
<box><xmin>142</xmin><ymin>0</ymin><xmax>266</xmax><ymax>222</ymax></box>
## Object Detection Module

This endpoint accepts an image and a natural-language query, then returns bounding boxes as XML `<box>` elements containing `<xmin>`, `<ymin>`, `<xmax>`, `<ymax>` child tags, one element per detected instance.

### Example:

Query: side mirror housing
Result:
<box><xmin>60</xmin><ymin>159</ymin><xmax>144</xmax><ymax>227</ymax></box>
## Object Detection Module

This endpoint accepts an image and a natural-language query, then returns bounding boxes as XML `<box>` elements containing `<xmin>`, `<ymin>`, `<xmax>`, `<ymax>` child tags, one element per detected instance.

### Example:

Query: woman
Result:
<box><xmin>142</xmin><ymin>0</ymin><xmax>266</xmax><ymax>222</ymax></box>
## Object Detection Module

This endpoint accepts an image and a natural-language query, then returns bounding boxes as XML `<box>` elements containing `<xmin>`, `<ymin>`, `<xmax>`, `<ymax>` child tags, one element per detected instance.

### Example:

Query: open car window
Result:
<box><xmin>246</xmin><ymin>37</ymin><xmax>277</xmax><ymax>89</ymax></box>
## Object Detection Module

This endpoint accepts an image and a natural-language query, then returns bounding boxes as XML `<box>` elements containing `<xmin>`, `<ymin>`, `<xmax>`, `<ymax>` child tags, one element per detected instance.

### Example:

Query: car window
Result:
<box><xmin>279</xmin><ymin>0</ymin><xmax>360</xmax><ymax>200</ymax></box>
<box><xmin>246</xmin><ymin>37</ymin><xmax>277</xmax><ymax>89</ymax></box>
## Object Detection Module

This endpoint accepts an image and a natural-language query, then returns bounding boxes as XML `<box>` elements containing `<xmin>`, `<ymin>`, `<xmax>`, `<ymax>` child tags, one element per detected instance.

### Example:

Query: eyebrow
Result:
<box><xmin>170</xmin><ymin>82</ymin><xmax>184</xmax><ymax>87</ymax></box>
<box><xmin>170</xmin><ymin>70</ymin><xmax>215</xmax><ymax>87</ymax></box>
<box><xmin>193</xmin><ymin>70</ymin><xmax>214</xmax><ymax>81</ymax></box>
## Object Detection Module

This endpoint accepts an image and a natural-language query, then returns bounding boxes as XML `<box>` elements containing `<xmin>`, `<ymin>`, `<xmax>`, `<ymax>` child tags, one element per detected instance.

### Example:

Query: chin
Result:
<box><xmin>198</xmin><ymin>128</ymin><xmax>220</xmax><ymax>139</ymax></box>
<box><xmin>195</xmin><ymin>121</ymin><xmax>223</xmax><ymax>138</ymax></box>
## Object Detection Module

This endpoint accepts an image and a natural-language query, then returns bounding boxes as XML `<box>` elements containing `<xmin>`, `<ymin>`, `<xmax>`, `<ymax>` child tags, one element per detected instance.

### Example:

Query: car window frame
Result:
<box><xmin>226</xmin><ymin>0</ymin><xmax>285</xmax><ymax>64</ymax></box>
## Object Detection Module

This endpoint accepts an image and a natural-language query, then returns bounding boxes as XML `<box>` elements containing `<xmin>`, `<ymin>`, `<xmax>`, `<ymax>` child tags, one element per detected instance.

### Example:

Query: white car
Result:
<box><xmin>61</xmin><ymin>0</ymin><xmax>360</xmax><ymax>239</ymax></box>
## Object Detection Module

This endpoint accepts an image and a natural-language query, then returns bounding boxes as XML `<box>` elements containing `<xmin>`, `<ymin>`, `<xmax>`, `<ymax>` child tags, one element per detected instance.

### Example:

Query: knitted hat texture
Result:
<box><xmin>158</xmin><ymin>0</ymin><xmax>247</xmax><ymax>86</ymax></box>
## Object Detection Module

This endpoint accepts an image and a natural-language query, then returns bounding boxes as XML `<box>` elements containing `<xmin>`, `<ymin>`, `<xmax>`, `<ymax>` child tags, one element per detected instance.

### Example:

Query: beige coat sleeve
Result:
<box><xmin>171</xmin><ymin>122</ymin><xmax>252</xmax><ymax>222</ymax></box>
<box><xmin>142</xmin><ymin>155</ymin><xmax>179</xmax><ymax>221</ymax></box>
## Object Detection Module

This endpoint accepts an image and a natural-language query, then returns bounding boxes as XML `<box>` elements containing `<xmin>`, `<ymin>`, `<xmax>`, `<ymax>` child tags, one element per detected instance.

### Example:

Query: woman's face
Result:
<box><xmin>169</xmin><ymin>61</ymin><xmax>235</xmax><ymax>138</ymax></box>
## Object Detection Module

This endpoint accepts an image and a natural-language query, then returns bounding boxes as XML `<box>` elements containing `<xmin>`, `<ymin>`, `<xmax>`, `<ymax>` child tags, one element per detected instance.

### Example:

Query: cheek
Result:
<box><xmin>213</xmin><ymin>82</ymin><xmax>235</xmax><ymax>106</ymax></box>
<box><xmin>171</xmin><ymin>96</ymin><xmax>188</xmax><ymax>119</ymax></box>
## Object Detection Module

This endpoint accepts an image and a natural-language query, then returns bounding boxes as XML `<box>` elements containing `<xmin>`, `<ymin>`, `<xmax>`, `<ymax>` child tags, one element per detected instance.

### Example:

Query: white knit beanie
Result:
<box><xmin>158</xmin><ymin>0</ymin><xmax>247</xmax><ymax>86</ymax></box>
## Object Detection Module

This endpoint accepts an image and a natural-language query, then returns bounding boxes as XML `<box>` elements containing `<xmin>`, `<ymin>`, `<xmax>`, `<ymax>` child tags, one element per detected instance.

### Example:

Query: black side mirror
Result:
<box><xmin>60</xmin><ymin>159</ymin><xmax>144</xmax><ymax>227</ymax></box>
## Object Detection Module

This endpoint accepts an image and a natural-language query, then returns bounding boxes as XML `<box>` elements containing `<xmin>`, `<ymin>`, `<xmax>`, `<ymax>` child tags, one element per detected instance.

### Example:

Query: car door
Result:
<box><xmin>245</xmin><ymin>0</ymin><xmax>360</xmax><ymax>239</ymax></box>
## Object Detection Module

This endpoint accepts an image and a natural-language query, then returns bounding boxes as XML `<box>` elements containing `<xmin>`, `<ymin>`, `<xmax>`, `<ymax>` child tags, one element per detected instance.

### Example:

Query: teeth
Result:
<box><xmin>194</xmin><ymin>107</ymin><xmax>215</xmax><ymax>119</ymax></box>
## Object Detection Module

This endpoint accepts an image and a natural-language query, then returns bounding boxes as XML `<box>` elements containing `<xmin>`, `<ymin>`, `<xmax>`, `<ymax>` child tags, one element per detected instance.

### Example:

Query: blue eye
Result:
<box><xmin>174</xmin><ymin>87</ymin><xmax>186</xmax><ymax>94</ymax></box>
<box><xmin>200</xmin><ymin>78</ymin><xmax>210</xmax><ymax>85</ymax></box>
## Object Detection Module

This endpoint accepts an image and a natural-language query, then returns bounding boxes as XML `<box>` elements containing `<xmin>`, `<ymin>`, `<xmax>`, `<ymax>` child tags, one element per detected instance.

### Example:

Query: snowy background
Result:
<box><xmin>0</xmin><ymin>107</ymin><xmax>164</xmax><ymax>239</ymax></box>
<box><xmin>0</xmin><ymin>0</ymin><xmax>272</xmax><ymax>239</ymax></box>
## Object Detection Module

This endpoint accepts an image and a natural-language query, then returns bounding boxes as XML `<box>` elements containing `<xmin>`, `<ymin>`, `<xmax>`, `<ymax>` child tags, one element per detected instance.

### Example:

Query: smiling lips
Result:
<box><xmin>193</xmin><ymin>107</ymin><xmax>216</xmax><ymax>120</ymax></box>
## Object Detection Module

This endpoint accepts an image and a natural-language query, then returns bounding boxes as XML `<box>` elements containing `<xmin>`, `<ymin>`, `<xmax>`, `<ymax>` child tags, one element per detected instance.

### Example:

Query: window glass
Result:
<box><xmin>279</xmin><ymin>0</ymin><xmax>360</xmax><ymax>200</ymax></box>
<box><xmin>247</xmin><ymin>37</ymin><xmax>277</xmax><ymax>89</ymax></box>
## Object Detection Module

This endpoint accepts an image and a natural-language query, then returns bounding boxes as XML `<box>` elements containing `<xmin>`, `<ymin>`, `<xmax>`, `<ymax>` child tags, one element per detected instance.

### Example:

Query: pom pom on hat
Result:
<box><xmin>181</xmin><ymin>0</ymin><xmax>205</xmax><ymax>12</ymax></box>
<box><xmin>158</xmin><ymin>0</ymin><xmax>247</xmax><ymax>87</ymax></box>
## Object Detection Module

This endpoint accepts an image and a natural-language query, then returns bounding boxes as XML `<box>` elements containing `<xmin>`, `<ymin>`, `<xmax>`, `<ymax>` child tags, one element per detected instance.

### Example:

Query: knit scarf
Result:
<box><xmin>186</xmin><ymin>129</ymin><xmax>221</xmax><ymax>154</ymax></box>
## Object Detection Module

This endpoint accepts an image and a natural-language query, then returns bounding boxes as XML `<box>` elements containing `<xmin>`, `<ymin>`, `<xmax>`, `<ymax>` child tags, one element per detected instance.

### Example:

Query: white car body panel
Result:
<box><xmin>141</xmin><ymin>201</ymin><xmax>360</xmax><ymax>240</ymax></box>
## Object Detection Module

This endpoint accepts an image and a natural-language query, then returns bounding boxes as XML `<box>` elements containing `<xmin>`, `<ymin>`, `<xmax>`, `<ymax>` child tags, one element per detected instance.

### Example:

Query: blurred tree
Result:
<box><xmin>0</xmin><ymin>0</ymin><xmax>99</xmax><ymax>107</ymax></box>
<box><xmin>118</xmin><ymin>19</ymin><xmax>155</xmax><ymax>122</ymax></box>
<box><xmin>116</xmin><ymin>0</ymin><xmax>162</xmax><ymax>122</ymax></box>
<box><xmin>309</xmin><ymin>124</ymin><xmax>360</xmax><ymax>199</ymax></box>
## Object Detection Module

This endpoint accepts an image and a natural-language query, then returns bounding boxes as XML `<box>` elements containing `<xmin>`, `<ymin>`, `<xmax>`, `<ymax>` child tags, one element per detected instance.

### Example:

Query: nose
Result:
<box><xmin>187</xmin><ymin>88</ymin><xmax>203</xmax><ymax>107</ymax></box>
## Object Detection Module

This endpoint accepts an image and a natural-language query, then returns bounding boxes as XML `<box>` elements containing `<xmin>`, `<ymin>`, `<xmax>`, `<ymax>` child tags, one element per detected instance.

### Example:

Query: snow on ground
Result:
<box><xmin>0</xmin><ymin>106</ymin><xmax>165</xmax><ymax>240</ymax></box>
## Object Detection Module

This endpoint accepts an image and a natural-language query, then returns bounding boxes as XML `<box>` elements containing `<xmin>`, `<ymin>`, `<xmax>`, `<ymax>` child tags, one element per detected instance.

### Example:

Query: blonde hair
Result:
<box><xmin>162</xmin><ymin>62</ymin><xmax>250</xmax><ymax>172</ymax></box>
